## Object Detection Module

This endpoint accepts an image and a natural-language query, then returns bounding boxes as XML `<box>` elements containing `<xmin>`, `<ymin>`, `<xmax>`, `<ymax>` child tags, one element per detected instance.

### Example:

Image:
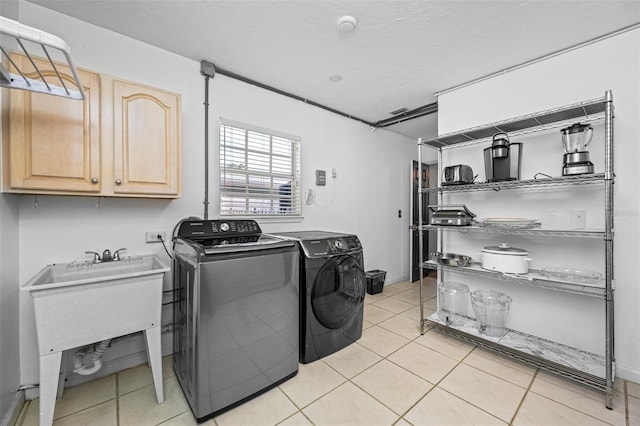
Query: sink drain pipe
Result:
<box><xmin>73</xmin><ymin>339</ymin><xmax>111</xmax><ymax>376</ymax></box>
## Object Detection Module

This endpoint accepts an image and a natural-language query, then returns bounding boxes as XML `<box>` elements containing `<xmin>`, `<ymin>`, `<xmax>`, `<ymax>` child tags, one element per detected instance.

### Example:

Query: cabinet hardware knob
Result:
<box><xmin>115</xmin><ymin>179</ymin><xmax>122</xmax><ymax>185</ymax></box>
<box><xmin>91</xmin><ymin>178</ymin><xmax>99</xmax><ymax>184</ymax></box>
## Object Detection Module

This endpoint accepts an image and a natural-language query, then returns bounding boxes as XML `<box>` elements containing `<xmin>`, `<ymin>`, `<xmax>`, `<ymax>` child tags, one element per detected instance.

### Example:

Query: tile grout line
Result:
<box><xmin>508</xmin><ymin>366</ymin><xmax>539</xmax><ymax>425</ymax></box>
<box><xmin>116</xmin><ymin>372</ymin><xmax>120</xmax><ymax>426</ymax></box>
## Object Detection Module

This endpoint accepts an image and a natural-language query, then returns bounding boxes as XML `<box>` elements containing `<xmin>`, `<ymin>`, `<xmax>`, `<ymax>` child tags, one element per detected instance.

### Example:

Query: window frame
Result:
<box><xmin>218</xmin><ymin>118</ymin><xmax>302</xmax><ymax>218</ymax></box>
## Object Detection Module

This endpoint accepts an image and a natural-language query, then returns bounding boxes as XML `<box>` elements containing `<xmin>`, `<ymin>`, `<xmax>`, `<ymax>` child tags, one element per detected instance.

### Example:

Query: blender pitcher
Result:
<box><xmin>560</xmin><ymin>123</ymin><xmax>594</xmax><ymax>175</ymax></box>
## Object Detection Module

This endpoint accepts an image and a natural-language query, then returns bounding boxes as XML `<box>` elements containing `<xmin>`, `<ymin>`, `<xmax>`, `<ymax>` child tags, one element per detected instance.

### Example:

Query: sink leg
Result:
<box><xmin>39</xmin><ymin>351</ymin><xmax>62</xmax><ymax>426</ymax></box>
<box><xmin>144</xmin><ymin>326</ymin><xmax>164</xmax><ymax>404</ymax></box>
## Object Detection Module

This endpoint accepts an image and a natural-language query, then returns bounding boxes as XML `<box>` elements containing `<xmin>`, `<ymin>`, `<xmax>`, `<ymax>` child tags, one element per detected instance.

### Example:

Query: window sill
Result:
<box><xmin>219</xmin><ymin>215</ymin><xmax>304</xmax><ymax>224</ymax></box>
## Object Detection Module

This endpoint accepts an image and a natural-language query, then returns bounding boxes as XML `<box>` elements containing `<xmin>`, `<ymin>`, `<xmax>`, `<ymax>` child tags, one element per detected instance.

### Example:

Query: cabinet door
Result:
<box><xmin>6</xmin><ymin>55</ymin><xmax>101</xmax><ymax>193</ymax></box>
<box><xmin>112</xmin><ymin>80</ymin><xmax>181</xmax><ymax>197</ymax></box>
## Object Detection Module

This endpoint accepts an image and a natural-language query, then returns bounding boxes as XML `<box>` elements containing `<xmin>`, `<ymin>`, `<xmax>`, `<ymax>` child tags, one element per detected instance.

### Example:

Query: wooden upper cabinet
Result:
<box><xmin>5</xmin><ymin>55</ymin><xmax>101</xmax><ymax>193</ymax></box>
<box><xmin>3</xmin><ymin>56</ymin><xmax>182</xmax><ymax>198</ymax></box>
<box><xmin>112</xmin><ymin>80</ymin><xmax>181</xmax><ymax>197</ymax></box>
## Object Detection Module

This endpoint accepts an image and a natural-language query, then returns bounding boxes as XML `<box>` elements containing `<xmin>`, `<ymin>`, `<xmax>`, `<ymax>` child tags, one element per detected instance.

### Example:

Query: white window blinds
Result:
<box><xmin>219</xmin><ymin>120</ymin><xmax>301</xmax><ymax>217</ymax></box>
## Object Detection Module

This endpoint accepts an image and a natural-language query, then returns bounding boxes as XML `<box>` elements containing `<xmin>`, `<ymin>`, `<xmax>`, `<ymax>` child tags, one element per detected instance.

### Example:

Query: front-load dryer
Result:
<box><xmin>273</xmin><ymin>231</ymin><xmax>366</xmax><ymax>363</ymax></box>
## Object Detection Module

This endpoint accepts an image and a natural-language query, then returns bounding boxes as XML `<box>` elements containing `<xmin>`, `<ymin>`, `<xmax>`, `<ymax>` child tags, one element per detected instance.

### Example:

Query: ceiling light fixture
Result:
<box><xmin>337</xmin><ymin>15</ymin><xmax>357</xmax><ymax>33</ymax></box>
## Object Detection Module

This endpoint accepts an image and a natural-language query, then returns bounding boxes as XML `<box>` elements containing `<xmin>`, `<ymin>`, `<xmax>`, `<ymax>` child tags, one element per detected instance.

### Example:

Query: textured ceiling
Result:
<box><xmin>24</xmin><ymin>0</ymin><xmax>640</xmax><ymax>138</ymax></box>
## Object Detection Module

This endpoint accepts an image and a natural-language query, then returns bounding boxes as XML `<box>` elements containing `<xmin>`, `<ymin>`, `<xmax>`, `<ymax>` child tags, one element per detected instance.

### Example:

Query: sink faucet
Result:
<box><xmin>85</xmin><ymin>248</ymin><xmax>127</xmax><ymax>263</ymax></box>
<box><xmin>85</xmin><ymin>251</ymin><xmax>101</xmax><ymax>263</ymax></box>
<box><xmin>113</xmin><ymin>248</ymin><xmax>127</xmax><ymax>261</ymax></box>
<box><xmin>102</xmin><ymin>249</ymin><xmax>113</xmax><ymax>262</ymax></box>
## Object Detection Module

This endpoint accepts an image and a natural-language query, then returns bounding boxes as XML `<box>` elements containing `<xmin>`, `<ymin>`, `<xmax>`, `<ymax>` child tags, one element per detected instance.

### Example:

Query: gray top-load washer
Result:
<box><xmin>172</xmin><ymin>219</ymin><xmax>299</xmax><ymax>422</ymax></box>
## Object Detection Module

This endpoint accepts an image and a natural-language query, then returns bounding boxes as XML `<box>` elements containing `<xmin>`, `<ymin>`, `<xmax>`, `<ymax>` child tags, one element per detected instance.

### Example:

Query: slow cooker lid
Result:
<box><xmin>482</xmin><ymin>243</ymin><xmax>528</xmax><ymax>255</ymax></box>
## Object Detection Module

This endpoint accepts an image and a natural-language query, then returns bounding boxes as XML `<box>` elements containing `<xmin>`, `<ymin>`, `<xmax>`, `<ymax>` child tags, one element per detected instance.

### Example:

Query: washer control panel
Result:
<box><xmin>302</xmin><ymin>236</ymin><xmax>362</xmax><ymax>257</ymax></box>
<box><xmin>176</xmin><ymin>219</ymin><xmax>261</xmax><ymax>239</ymax></box>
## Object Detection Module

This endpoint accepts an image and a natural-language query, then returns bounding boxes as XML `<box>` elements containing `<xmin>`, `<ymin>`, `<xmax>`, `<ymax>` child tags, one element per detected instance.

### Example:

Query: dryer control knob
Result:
<box><xmin>334</xmin><ymin>240</ymin><xmax>344</xmax><ymax>250</ymax></box>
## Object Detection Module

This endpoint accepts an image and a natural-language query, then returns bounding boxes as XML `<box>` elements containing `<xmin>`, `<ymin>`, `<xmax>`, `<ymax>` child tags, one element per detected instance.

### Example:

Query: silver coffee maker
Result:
<box><xmin>483</xmin><ymin>132</ymin><xmax>522</xmax><ymax>182</ymax></box>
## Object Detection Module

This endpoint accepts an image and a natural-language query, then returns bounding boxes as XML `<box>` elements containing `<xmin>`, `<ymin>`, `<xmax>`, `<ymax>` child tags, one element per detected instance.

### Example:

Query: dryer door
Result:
<box><xmin>311</xmin><ymin>254</ymin><xmax>366</xmax><ymax>329</ymax></box>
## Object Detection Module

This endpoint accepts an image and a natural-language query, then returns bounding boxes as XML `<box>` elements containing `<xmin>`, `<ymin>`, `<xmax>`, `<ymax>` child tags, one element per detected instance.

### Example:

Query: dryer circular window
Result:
<box><xmin>311</xmin><ymin>254</ymin><xmax>365</xmax><ymax>329</ymax></box>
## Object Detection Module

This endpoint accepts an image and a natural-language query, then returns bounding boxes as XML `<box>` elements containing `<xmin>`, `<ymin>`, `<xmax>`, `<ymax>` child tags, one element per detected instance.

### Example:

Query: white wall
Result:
<box><xmin>11</xmin><ymin>2</ymin><xmax>423</xmax><ymax>388</ymax></box>
<box><xmin>436</xmin><ymin>28</ymin><xmax>640</xmax><ymax>381</ymax></box>
<box><xmin>0</xmin><ymin>0</ymin><xmax>22</xmax><ymax>419</ymax></box>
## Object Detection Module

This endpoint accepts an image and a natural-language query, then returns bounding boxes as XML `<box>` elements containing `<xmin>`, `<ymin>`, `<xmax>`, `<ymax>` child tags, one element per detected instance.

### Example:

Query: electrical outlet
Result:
<box><xmin>146</xmin><ymin>231</ymin><xmax>166</xmax><ymax>243</ymax></box>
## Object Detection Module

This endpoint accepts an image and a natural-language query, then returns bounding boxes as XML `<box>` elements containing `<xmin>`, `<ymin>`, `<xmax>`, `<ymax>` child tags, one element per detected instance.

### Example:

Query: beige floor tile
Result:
<box><xmin>398</xmin><ymin>304</ymin><xmax>422</xmax><ymax>320</ymax></box>
<box><xmin>422</xmin><ymin>297</ymin><xmax>438</xmax><ymax>314</ymax></box>
<box><xmin>387</xmin><ymin>280</ymin><xmax>414</xmax><ymax>292</ymax></box>
<box><xmin>157</xmin><ymin>411</ymin><xmax>202</xmax><ymax>425</ymax></box>
<box><xmin>118</xmin><ymin>375</ymin><xmax>190</xmax><ymax>426</ymax></box>
<box><xmin>365</xmin><ymin>292</ymin><xmax>389</xmax><ymax>305</ymax></box>
<box><xmin>629</xmin><ymin>395</ymin><xmax>640</xmax><ymax>425</ymax></box>
<box><xmin>387</xmin><ymin>341</ymin><xmax>457</xmax><ymax>384</ymax></box>
<box><xmin>52</xmin><ymin>399</ymin><xmax>117</xmax><ymax>426</ymax></box>
<box><xmin>414</xmin><ymin>328</ymin><xmax>475</xmax><ymax>361</ymax></box>
<box><xmin>352</xmin><ymin>359</ymin><xmax>433</xmax><ymax>415</ymax></box>
<box><xmin>372</xmin><ymin>296</ymin><xmax>416</xmax><ymax>314</ymax></box>
<box><xmin>530</xmin><ymin>371</ymin><xmax>626</xmax><ymax>425</ymax></box>
<box><xmin>117</xmin><ymin>355</ymin><xmax>174</xmax><ymax>396</ymax></box>
<box><xmin>379</xmin><ymin>285</ymin><xmax>406</xmax><ymax>296</ymax></box>
<box><xmin>118</xmin><ymin>363</ymin><xmax>155</xmax><ymax>396</ymax></box>
<box><xmin>163</xmin><ymin>354</ymin><xmax>176</xmax><ymax>378</ymax></box>
<box><xmin>439</xmin><ymin>363</ymin><xmax>526</xmax><ymax>422</ymax></box>
<box><xmin>513</xmin><ymin>391</ymin><xmax>610</xmax><ymax>426</ymax></box>
<box><xmin>278</xmin><ymin>411</ymin><xmax>314</xmax><ymax>426</ymax></box>
<box><xmin>363</xmin><ymin>304</ymin><xmax>396</xmax><ymax>324</ymax></box>
<box><xmin>463</xmin><ymin>347</ymin><xmax>536</xmax><ymax>388</ymax></box>
<box><xmin>303</xmin><ymin>382</ymin><xmax>398</xmax><ymax>426</ymax></box>
<box><xmin>628</xmin><ymin>380</ymin><xmax>640</xmax><ymax>398</ymax></box>
<box><xmin>357</xmin><ymin>326</ymin><xmax>410</xmax><ymax>357</ymax></box>
<box><xmin>378</xmin><ymin>315</ymin><xmax>422</xmax><ymax>340</ymax></box>
<box><xmin>323</xmin><ymin>342</ymin><xmax>382</xmax><ymax>378</ymax></box>
<box><xmin>55</xmin><ymin>374</ymin><xmax>116</xmax><ymax>420</ymax></box>
<box><xmin>215</xmin><ymin>387</ymin><xmax>297</xmax><ymax>426</ymax></box>
<box><xmin>279</xmin><ymin>361</ymin><xmax>346</xmax><ymax>408</ymax></box>
<box><xmin>395</xmin><ymin>419</ymin><xmax>412</xmax><ymax>426</ymax></box>
<box><xmin>391</xmin><ymin>289</ymin><xmax>420</xmax><ymax>305</ymax></box>
<box><xmin>404</xmin><ymin>387</ymin><xmax>506</xmax><ymax>426</ymax></box>
<box><xmin>362</xmin><ymin>319</ymin><xmax>375</xmax><ymax>330</ymax></box>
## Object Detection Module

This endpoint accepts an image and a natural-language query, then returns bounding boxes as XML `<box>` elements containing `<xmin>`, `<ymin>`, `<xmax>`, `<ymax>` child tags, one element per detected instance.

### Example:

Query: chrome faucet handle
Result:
<box><xmin>101</xmin><ymin>249</ymin><xmax>113</xmax><ymax>262</ymax></box>
<box><xmin>113</xmin><ymin>248</ymin><xmax>127</xmax><ymax>261</ymax></box>
<box><xmin>84</xmin><ymin>251</ymin><xmax>101</xmax><ymax>263</ymax></box>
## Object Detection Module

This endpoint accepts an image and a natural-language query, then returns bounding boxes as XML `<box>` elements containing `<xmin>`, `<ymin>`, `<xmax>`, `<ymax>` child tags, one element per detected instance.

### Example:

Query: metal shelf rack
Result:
<box><xmin>420</xmin><ymin>225</ymin><xmax>605</xmax><ymax>239</ymax></box>
<box><xmin>417</xmin><ymin>90</ymin><xmax>614</xmax><ymax>407</ymax></box>
<box><xmin>421</xmin><ymin>261</ymin><xmax>606</xmax><ymax>297</ymax></box>
<box><xmin>422</xmin><ymin>173</ymin><xmax>605</xmax><ymax>193</ymax></box>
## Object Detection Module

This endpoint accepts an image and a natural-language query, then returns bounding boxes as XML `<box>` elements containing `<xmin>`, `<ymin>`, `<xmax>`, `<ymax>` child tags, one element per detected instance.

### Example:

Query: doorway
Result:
<box><xmin>410</xmin><ymin>161</ymin><xmax>438</xmax><ymax>282</ymax></box>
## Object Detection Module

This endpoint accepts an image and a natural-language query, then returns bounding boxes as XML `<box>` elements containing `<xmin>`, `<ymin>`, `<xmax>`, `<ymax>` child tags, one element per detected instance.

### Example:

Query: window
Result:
<box><xmin>219</xmin><ymin>120</ymin><xmax>301</xmax><ymax>217</ymax></box>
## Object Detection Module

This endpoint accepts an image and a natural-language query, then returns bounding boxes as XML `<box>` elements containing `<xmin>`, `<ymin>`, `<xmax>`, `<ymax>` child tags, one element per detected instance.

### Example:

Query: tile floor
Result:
<box><xmin>15</xmin><ymin>278</ymin><xmax>640</xmax><ymax>426</ymax></box>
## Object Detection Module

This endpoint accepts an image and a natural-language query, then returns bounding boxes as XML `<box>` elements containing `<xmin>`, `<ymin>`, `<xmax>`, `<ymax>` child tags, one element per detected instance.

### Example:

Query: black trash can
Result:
<box><xmin>366</xmin><ymin>270</ymin><xmax>386</xmax><ymax>295</ymax></box>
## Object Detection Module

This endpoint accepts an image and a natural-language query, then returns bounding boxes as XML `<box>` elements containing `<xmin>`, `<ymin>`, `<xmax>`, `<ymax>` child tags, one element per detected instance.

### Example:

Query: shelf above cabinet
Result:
<box><xmin>421</xmin><ymin>261</ymin><xmax>606</xmax><ymax>297</ymax></box>
<box><xmin>421</xmin><ymin>225</ymin><xmax>604</xmax><ymax>239</ymax></box>
<box><xmin>420</xmin><ymin>95</ymin><xmax>608</xmax><ymax>150</ymax></box>
<box><xmin>425</xmin><ymin>314</ymin><xmax>607</xmax><ymax>391</ymax></box>
<box><xmin>422</xmin><ymin>173</ymin><xmax>606</xmax><ymax>193</ymax></box>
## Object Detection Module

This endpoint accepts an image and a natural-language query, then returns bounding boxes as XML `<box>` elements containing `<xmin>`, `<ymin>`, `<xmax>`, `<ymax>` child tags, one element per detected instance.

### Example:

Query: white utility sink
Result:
<box><xmin>23</xmin><ymin>255</ymin><xmax>169</xmax><ymax>426</ymax></box>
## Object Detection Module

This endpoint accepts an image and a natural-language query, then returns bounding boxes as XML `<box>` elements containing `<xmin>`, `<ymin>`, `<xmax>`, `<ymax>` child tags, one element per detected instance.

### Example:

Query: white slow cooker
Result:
<box><xmin>481</xmin><ymin>243</ymin><xmax>531</xmax><ymax>274</ymax></box>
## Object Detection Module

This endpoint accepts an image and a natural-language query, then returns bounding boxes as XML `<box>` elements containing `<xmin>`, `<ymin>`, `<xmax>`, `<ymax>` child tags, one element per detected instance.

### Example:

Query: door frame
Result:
<box><xmin>408</xmin><ymin>161</ymin><xmax>438</xmax><ymax>282</ymax></box>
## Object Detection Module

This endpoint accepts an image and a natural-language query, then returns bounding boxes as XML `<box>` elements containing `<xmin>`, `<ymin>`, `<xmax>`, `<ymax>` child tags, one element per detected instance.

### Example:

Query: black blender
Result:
<box><xmin>561</xmin><ymin>123</ymin><xmax>594</xmax><ymax>176</ymax></box>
